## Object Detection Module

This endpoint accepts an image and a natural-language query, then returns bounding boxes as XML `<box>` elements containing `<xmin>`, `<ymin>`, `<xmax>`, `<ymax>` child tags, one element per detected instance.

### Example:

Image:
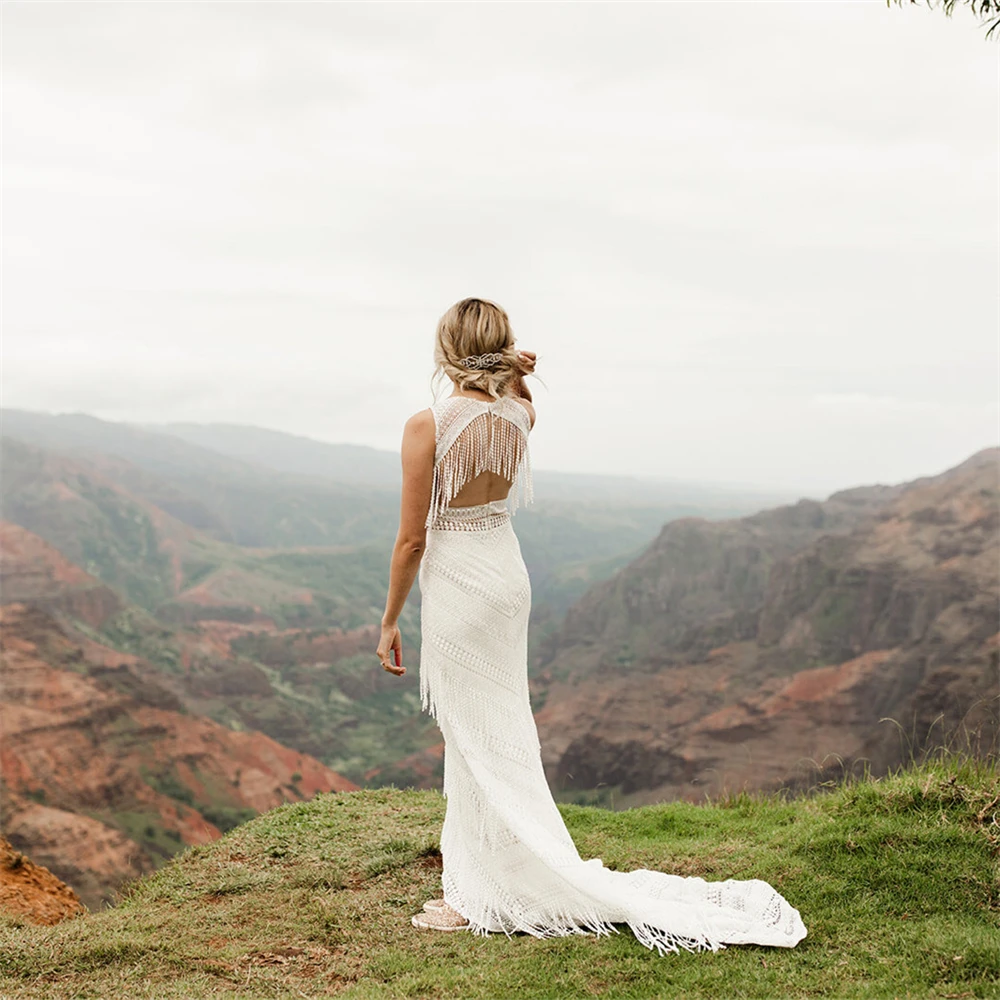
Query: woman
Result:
<box><xmin>376</xmin><ymin>297</ymin><xmax>807</xmax><ymax>954</ymax></box>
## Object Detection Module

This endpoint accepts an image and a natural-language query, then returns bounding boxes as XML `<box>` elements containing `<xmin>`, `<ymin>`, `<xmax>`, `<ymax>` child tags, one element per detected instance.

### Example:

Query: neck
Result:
<box><xmin>449</xmin><ymin>382</ymin><xmax>500</xmax><ymax>401</ymax></box>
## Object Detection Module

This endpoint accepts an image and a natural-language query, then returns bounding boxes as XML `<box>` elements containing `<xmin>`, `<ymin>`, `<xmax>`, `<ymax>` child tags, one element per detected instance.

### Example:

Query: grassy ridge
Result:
<box><xmin>1</xmin><ymin>750</ymin><xmax>996</xmax><ymax>999</ymax></box>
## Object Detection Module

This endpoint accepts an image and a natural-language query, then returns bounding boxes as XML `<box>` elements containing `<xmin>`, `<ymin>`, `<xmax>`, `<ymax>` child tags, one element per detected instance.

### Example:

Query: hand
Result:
<box><xmin>515</xmin><ymin>350</ymin><xmax>536</xmax><ymax>376</ymax></box>
<box><xmin>376</xmin><ymin>623</ymin><xmax>405</xmax><ymax>676</ymax></box>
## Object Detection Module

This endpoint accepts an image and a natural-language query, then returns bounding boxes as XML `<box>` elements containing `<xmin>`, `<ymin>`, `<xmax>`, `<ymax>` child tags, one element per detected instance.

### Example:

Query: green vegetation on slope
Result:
<box><xmin>6</xmin><ymin>421</ymin><xmax>796</xmax><ymax>797</ymax></box>
<box><xmin>1</xmin><ymin>438</ymin><xmax>178</xmax><ymax>611</ymax></box>
<box><xmin>1</xmin><ymin>751</ymin><xmax>996</xmax><ymax>999</ymax></box>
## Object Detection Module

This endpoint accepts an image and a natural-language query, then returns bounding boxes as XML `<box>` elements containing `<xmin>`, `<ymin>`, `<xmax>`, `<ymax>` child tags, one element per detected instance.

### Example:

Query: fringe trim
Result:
<box><xmin>419</xmin><ymin>649</ymin><xmax>439</xmax><ymax>724</ymax></box>
<box><xmin>458</xmin><ymin>902</ymin><xmax>727</xmax><ymax>956</ymax></box>
<box><xmin>626</xmin><ymin>920</ymin><xmax>727</xmax><ymax>956</ymax></box>
<box><xmin>464</xmin><ymin>904</ymin><xmax>622</xmax><ymax>944</ymax></box>
<box><xmin>425</xmin><ymin>401</ymin><xmax>533</xmax><ymax>530</ymax></box>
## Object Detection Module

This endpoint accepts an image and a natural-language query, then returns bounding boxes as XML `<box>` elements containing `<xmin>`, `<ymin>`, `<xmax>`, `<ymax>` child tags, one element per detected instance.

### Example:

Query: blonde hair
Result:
<box><xmin>433</xmin><ymin>297</ymin><xmax>521</xmax><ymax>400</ymax></box>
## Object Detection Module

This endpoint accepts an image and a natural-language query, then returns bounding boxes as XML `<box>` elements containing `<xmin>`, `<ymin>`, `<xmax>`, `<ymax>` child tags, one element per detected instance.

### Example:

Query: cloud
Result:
<box><xmin>2</xmin><ymin>2</ymin><xmax>996</xmax><ymax>495</ymax></box>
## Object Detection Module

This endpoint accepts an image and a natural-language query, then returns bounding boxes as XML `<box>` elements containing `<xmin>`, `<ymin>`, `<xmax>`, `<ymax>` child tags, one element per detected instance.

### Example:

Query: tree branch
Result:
<box><xmin>885</xmin><ymin>0</ymin><xmax>1000</xmax><ymax>39</ymax></box>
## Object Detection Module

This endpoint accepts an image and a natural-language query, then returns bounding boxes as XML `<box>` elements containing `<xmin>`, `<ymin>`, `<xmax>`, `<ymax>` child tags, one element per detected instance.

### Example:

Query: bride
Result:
<box><xmin>375</xmin><ymin>297</ymin><xmax>807</xmax><ymax>954</ymax></box>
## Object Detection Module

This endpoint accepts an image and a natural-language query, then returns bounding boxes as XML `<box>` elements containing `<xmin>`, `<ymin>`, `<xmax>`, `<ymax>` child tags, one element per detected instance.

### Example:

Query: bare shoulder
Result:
<box><xmin>401</xmin><ymin>408</ymin><xmax>435</xmax><ymax>454</ymax></box>
<box><xmin>509</xmin><ymin>396</ymin><xmax>536</xmax><ymax>429</ymax></box>
<box><xmin>404</xmin><ymin>407</ymin><xmax>435</xmax><ymax>433</ymax></box>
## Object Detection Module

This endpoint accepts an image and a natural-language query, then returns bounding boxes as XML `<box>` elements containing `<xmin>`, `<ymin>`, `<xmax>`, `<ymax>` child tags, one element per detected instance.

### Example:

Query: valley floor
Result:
<box><xmin>1</xmin><ymin>751</ymin><xmax>997</xmax><ymax>999</ymax></box>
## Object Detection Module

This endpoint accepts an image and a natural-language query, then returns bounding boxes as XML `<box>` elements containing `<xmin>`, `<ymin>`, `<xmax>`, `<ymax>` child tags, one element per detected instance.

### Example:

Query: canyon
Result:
<box><xmin>1</xmin><ymin>408</ymin><xmax>995</xmax><ymax>904</ymax></box>
<box><xmin>530</xmin><ymin>448</ymin><xmax>999</xmax><ymax>806</ymax></box>
<box><xmin>1</xmin><ymin>525</ymin><xmax>358</xmax><ymax>908</ymax></box>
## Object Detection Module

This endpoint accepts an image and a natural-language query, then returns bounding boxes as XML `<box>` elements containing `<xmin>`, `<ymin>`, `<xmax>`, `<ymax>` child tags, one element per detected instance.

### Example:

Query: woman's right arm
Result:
<box><xmin>376</xmin><ymin>409</ymin><xmax>435</xmax><ymax>676</ymax></box>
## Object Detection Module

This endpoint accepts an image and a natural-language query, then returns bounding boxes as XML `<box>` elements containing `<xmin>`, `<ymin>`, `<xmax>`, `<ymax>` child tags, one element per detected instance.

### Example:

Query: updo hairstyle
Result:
<box><xmin>433</xmin><ymin>297</ymin><xmax>521</xmax><ymax>400</ymax></box>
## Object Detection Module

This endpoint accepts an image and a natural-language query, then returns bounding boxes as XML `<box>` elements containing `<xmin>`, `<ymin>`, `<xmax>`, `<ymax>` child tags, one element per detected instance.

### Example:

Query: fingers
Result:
<box><xmin>376</xmin><ymin>633</ymin><xmax>406</xmax><ymax>676</ymax></box>
<box><xmin>379</xmin><ymin>651</ymin><xmax>405</xmax><ymax>676</ymax></box>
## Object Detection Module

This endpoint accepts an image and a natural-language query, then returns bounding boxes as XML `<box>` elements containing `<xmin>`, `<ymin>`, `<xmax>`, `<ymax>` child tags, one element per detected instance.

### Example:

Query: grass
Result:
<box><xmin>0</xmin><ymin>749</ymin><xmax>996</xmax><ymax>999</ymax></box>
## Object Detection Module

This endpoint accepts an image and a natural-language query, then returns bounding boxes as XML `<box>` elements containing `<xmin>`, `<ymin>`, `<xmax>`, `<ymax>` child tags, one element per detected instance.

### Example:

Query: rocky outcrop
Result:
<box><xmin>0</xmin><ymin>837</ymin><xmax>86</xmax><ymax>926</ymax></box>
<box><xmin>531</xmin><ymin>480</ymin><xmax>906</xmax><ymax>684</ymax></box>
<box><xmin>1</xmin><ymin>801</ymin><xmax>154</xmax><ymax>913</ymax></box>
<box><xmin>532</xmin><ymin>449</ymin><xmax>999</xmax><ymax>805</ymax></box>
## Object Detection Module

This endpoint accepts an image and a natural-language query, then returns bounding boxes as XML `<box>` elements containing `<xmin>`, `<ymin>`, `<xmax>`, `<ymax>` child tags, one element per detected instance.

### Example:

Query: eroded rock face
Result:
<box><xmin>0</xmin><ymin>601</ymin><xmax>358</xmax><ymax>909</ymax></box>
<box><xmin>0</xmin><ymin>837</ymin><xmax>86</xmax><ymax>926</ymax></box>
<box><xmin>0</xmin><ymin>437</ymin><xmax>427</xmax><ymax>777</ymax></box>
<box><xmin>532</xmin><ymin>449</ymin><xmax>999</xmax><ymax>806</ymax></box>
<box><xmin>0</xmin><ymin>522</ymin><xmax>123</xmax><ymax>628</ymax></box>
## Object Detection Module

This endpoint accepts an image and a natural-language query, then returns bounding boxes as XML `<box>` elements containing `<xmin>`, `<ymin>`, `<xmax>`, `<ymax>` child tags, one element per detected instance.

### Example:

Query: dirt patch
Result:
<box><xmin>243</xmin><ymin>944</ymin><xmax>332</xmax><ymax>967</ymax></box>
<box><xmin>0</xmin><ymin>837</ymin><xmax>86</xmax><ymax>925</ymax></box>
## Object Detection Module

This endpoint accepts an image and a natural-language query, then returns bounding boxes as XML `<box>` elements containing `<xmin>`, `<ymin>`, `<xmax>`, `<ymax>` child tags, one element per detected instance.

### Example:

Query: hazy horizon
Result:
<box><xmin>3</xmin><ymin>3</ymin><xmax>997</xmax><ymax>495</ymax></box>
<box><xmin>4</xmin><ymin>402</ymin><xmax>993</xmax><ymax>502</ymax></box>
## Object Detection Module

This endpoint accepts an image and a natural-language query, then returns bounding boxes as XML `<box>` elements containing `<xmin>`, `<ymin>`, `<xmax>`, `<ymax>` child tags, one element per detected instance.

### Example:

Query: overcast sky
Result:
<box><xmin>3</xmin><ymin>1</ymin><xmax>997</xmax><ymax>495</ymax></box>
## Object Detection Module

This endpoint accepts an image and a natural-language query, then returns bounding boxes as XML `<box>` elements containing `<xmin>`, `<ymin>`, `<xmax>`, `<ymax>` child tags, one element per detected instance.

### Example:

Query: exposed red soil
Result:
<box><xmin>0</xmin><ymin>836</ymin><xmax>86</xmax><ymax>926</ymax></box>
<box><xmin>0</xmin><ymin>600</ymin><xmax>359</xmax><ymax>908</ymax></box>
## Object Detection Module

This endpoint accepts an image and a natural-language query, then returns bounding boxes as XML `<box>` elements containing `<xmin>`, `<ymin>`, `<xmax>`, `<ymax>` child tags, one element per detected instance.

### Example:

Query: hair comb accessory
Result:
<box><xmin>458</xmin><ymin>352</ymin><xmax>504</xmax><ymax>371</ymax></box>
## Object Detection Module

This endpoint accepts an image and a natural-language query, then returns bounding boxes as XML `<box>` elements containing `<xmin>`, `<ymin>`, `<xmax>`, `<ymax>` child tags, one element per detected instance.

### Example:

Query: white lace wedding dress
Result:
<box><xmin>418</xmin><ymin>394</ymin><xmax>807</xmax><ymax>955</ymax></box>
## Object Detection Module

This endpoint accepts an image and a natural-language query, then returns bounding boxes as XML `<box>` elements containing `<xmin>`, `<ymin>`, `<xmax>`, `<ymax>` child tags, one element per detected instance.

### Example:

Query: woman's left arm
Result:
<box><xmin>376</xmin><ymin>408</ymin><xmax>435</xmax><ymax>677</ymax></box>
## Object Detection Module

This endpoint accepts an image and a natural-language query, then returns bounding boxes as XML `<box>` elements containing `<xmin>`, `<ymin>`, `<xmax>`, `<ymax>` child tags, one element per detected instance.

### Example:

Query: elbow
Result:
<box><xmin>398</xmin><ymin>536</ymin><xmax>426</xmax><ymax>558</ymax></box>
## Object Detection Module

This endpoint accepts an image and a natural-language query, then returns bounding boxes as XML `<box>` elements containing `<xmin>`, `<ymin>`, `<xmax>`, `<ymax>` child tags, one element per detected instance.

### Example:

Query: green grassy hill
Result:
<box><xmin>2</xmin><ymin>751</ymin><xmax>996</xmax><ymax>999</ymax></box>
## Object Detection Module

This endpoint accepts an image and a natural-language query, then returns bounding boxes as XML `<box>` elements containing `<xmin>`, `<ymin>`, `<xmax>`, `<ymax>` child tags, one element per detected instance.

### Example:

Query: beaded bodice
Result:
<box><xmin>425</xmin><ymin>395</ymin><xmax>534</xmax><ymax>531</ymax></box>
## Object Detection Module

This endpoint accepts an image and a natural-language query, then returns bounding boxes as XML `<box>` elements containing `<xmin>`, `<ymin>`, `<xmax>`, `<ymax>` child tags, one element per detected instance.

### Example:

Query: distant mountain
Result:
<box><xmin>146</xmin><ymin>420</ymin><xmax>402</xmax><ymax>488</ymax></box>
<box><xmin>148</xmin><ymin>417</ymin><xmax>794</xmax><ymax>511</ymax></box>
<box><xmin>2</xmin><ymin>407</ymin><xmax>788</xmax><ymax>645</ymax></box>
<box><xmin>1</xmin><ymin>410</ymin><xmax>399</xmax><ymax>550</ymax></box>
<box><xmin>528</xmin><ymin>448</ymin><xmax>999</xmax><ymax>806</ymax></box>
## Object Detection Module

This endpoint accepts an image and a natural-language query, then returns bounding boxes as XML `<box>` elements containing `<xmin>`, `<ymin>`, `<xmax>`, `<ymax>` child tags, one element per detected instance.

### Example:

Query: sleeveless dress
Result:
<box><xmin>417</xmin><ymin>394</ymin><xmax>808</xmax><ymax>955</ymax></box>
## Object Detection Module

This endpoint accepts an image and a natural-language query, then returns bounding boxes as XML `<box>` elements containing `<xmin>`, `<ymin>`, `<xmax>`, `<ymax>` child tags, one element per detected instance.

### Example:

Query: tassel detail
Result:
<box><xmin>425</xmin><ymin>398</ymin><xmax>534</xmax><ymax>529</ymax></box>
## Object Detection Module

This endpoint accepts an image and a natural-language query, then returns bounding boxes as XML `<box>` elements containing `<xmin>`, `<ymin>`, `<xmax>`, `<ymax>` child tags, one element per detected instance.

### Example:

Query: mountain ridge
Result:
<box><xmin>529</xmin><ymin>447</ymin><xmax>998</xmax><ymax>806</ymax></box>
<box><xmin>5</xmin><ymin>406</ymin><xmax>798</xmax><ymax>510</ymax></box>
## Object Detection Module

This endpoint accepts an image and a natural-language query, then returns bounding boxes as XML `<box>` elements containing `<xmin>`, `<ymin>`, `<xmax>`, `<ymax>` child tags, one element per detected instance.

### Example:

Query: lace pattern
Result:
<box><xmin>416</xmin><ymin>394</ymin><xmax>808</xmax><ymax>955</ymax></box>
<box><xmin>432</xmin><ymin>499</ymin><xmax>512</xmax><ymax>533</ymax></box>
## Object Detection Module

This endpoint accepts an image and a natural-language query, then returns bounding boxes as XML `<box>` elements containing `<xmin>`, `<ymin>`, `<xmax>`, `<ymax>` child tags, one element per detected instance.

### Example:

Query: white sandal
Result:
<box><xmin>411</xmin><ymin>901</ymin><xmax>469</xmax><ymax>931</ymax></box>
